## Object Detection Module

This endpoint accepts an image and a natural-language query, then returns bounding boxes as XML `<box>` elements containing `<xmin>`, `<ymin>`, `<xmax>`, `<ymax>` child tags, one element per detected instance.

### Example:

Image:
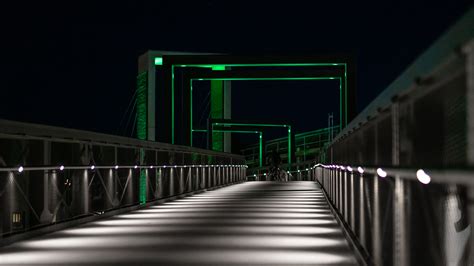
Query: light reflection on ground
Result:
<box><xmin>0</xmin><ymin>181</ymin><xmax>358</xmax><ymax>265</ymax></box>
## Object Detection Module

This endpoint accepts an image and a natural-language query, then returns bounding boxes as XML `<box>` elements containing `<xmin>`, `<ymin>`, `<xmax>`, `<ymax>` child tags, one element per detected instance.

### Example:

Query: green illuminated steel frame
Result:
<box><xmin>210</xmin><ymin>121</ymin><xmax>292</xmax><ymax>169</ymax></box>
<box><xmin>172</xmin><ymin>63</ymin><xmax>347</xmax><ymax>145</ymax></box>
<box><xmin>190</xmin><ymin>76</ymin><xmax>342</xmax><ymax>148</ymax></box>
<box><xmin>137</xmin><ymin>53</ymin><xmax>355</xmax><ymax>145</ymax></box>
<box><xmin>193</xmin><ymin>128</ymin><xmax>264</xmax><ymax>167</ymax></box>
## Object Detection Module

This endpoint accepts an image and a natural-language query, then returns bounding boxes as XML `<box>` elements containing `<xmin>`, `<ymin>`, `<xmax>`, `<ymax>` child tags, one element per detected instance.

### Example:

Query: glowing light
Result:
<box><xmin>416</xmin><ymin>169</ymin><xmax>431</xmax><ymax>184</ymax></box>
<box><xmin>134</xmin><ymin>165</ymin><xmax>138</xmax><ymax>169</ymax></box>
<box><xmin>376</xmin><ymin>168</ymin><xmax>387</xmax><ymax>178</ymax></box>
<box><xmin>18</xmin><ymin>166</ymin><xmax>24</xmax><ymax>173</ymax></box>
<box><xmin>91</xmin><ymin>165</ymin><xmax>95</xmax><ymax>170</ymax></box>
<box><xmin>357</xmin><ymin>167</ymin><xmax>364</xmax><ymax>174</ymax></box>
<box><xmin>154</xmin><ymin>57</ymin><xmax>163</xmax><ymax>65</ymax></box>
<box><xmin>340</xmin><ymin>166</ymin><xmax>345</xmax><ymax>170</ymax></box>
<box><xmin>114</xmin><ymin>165</ymin><xmax>119</xmax><ymax>170</ymax></box>
<box><xmin>150</xmin><ymin>166</ymin><xmax>153</xmax><ymax>169</ymax></box>
<box><xmin>59</xmin><ymin>165</ymin><xmax>64</xmax><ymax>171</ymax></box>
<box><xmin>346</xmin><ymin>166</ymin><xmax>353</xmax><ymax>172</ymax></box>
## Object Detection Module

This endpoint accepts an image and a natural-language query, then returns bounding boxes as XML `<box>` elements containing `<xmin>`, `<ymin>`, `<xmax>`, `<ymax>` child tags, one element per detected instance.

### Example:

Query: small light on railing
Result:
<box><xmin>59</xmin><ymin>165</ymin><xmax>65</xmax><ymax>171</ymax></box>
<box><xmin>134</xmin><ymin>165</ymin><xmax>138</xmax><ymax>169</ymax></box>
<box><xmin>150</xmin><ymin>166</ymin><xmax>153</xmax><ymax>169</ymax></box>
<box><xmin>173</xmin><ymin>165</ymin><xmax>177</xmax><ymax>168</ymax></box>
<box><xmin>287</xmin><ymin>171</ymin><xmax>290</xmax><ymax>174</ymax></box>
<box><xmin>347</xmin><ymin>166</ymin><xmax>353</xmax><ymax>172</ymax></box>
<box><xmin>253</xmin><ymin>174</ymin><xmax>257</xmax><ymax>177</ymax></box>
<box><xmin>91</xmin><ymin>165</ymin><xmax>95</xmax><ymax>170</ymax></box>
<box><xmin>297</xmin><ymin>170</ymin><xmax>300</xmax><ymax>173</ymax></box>
<box><xmin>18</xmin><ymin>166</ymin><xmax>24</xmax><ymax>173</ymax></box>
<box><xmin>376</xmin><ymin>168</ymin><xmax>387</xmax><ymax>178</ymax></box>
<box><xmin>305</xmin><ymin>168</ymin><xmax>309</xmax><ymax>171</ymax></box>
<box><xmin>357</xmin><ymin>167</ymin><xmax>364</xmax><ymax>174</ymax></box>
<box><xmin>114</xmin><ymin>165</ymin><xmax>119</xmax><ymax>170</ymax></box>
<box><xmin>416</xmin><ymin>169</ymin><xmax>431</xmax><ymax>184</ymax></box>
<box><xmin>264</xmin><ymin>173</ymin><xmax>267</xmax><ymax>176</ymax></box>
<box><xmin>340</xmin><ymin>166</ymin><xmax>345</xmax><ymax>170</ymax></box>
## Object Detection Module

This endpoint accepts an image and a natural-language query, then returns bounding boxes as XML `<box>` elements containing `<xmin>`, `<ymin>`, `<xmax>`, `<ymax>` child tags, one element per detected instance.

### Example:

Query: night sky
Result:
<box><xmin>0</xmin><ymin>1</ymin><xmax>471</xmax><ymax>145</ymax></box>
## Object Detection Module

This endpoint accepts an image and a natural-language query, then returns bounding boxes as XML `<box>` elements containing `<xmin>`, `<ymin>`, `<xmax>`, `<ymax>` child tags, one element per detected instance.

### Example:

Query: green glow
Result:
<box><xmin>212</xmin><ymin>66</ymin><xmax>226</xmax><ymax>71</ymax></box>
<box><xmin>136</xmin><ymin>72</ymin><xmax>147</xmax><ymax>140</ymax></box>
<box><xmin>193</xmin><ymin>129</ymin><xmax>260</xmax><ymax>134</ymax></box>
<box><xmin>190</xmin><ymin>83</ymin><xmax>193</xmax><ymax>146</ymax></box>
<box><xmin>212</xmin><ymin>122</ymin><xmax>291</xmax><ymax>170</ymax></box>
<box><xmin>171</xmin><ymin>65</ymin><xmax>175</xmax><ymax>144</ymax></box>
<box><xmin>136</xmin><ymin>71</ymin><xmax>148</xmax><ymax>205</ymax></box>
<box><xmin>139</xmin><ymin>158</ymin><xmax>146</xmax><ymax>204</ymax></box>
<box><xmin>154</xmin><ymin>57</ymin><xmax>163</xmax><ymax>65</ymax></box>
<box><xmin>259</xmin><ymin>132</ymin><xmax>263</xmax><ymax>167</ymax></box>
<box><xmin>211</xmin><ymin>80</ymin><xmax>224</xmax><ymax>151</ymax></box>
<box><xmin>195</xmin><ymin>77</ymin><xmax>338</xmax><ymax>81</ymax></box>
<box><xmin>288</xmin><ymin>126</ymin><xmax>292</xmax><ymax>169</ymax></box>
<box><xmin>339</xmin><ymin>77</ymin><xmax>342</xmax><ymax>131</ymax></box>
<box><xmin>212</xmin><ymin>122</ymin><xmax>288</xmax><ymax>128</ymax></box>
<box><xmin>171</xmin><ymin>62</ymin><xmax>348</xmax><ymax>146</ymax></box>
<box><xmin>180</xmin><ymin>63</ymin><xmax>345</xmax><ymax>67</ymax></box>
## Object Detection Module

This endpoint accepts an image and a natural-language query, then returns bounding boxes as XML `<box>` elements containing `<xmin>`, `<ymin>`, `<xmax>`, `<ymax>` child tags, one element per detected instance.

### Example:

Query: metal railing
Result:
<box><xmin>309</xmin><ymin>163</ymin><xmax>474</xmax><ymax>266</ymax></box>
<box><xmin>316</xmin><ymin>11</ymin><xmax>474</xmax><ymax>265</ymax></box>
<box><xmin>0</xmin><ymin>119</ymin><xmax>247</xmax><ymax>238</ymax></box>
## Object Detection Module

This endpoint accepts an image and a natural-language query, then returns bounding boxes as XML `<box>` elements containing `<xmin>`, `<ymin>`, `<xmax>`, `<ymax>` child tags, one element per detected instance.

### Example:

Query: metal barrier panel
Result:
<box><xmin>0</xmin><ymin>120</ymin><xmax>246</xmax><ymax>238</ymax></box>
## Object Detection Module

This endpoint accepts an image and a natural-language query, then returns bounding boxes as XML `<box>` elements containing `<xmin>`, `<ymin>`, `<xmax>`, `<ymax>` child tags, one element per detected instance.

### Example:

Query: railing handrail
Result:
<box><xmin>0</xmin><ymin>119</ymin><xmax>243</xmax><ymax>160</ymax></box>
<box><xmin>0</xmin><ymin>164</ymin><xmax>248</xmax><ymax>172</ymax></box>
<box><xmin>312</xmin><ymin>163</ymin><xmax>474</xmax><ymax>186</ymax></box>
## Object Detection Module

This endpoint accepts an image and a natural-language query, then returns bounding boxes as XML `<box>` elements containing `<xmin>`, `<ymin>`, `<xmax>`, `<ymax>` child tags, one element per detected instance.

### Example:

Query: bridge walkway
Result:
<box><xmin>0</xmin><ymin>181</ymin><xmax>359</xmax><ymax>265</ymax></box>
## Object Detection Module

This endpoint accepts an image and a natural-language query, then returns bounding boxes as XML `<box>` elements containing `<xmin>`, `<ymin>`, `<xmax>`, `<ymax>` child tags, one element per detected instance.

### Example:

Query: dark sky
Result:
<box><xmin>0</xmin><ymin>1</ymin><xmax>471</xmax><ymax>143</ymax></box>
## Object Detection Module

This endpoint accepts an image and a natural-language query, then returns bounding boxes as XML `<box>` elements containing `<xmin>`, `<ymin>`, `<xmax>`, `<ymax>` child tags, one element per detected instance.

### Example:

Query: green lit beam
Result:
<box><xmin>177</xmin><ymin>63</ymin><xmax>345</xmax><ymax>67</ymax></box>
<box><xmin>196</xmin><ymin>77</ymin><xmax>339</xmax><ymax>81</ymax></box>
<box><xmin>193</xmin><ymin>128</ymin><xmax>263</xmax><ymax>167</ymax></box>
<box><xmin>211</xmin><ymin>122</ymin><xmax>291</xmax><ymax>170</ymax></box>
<box><xmin>173</xmin><ymin>62</ymin><xmax>348</xmax><ymax>145</ymax></box>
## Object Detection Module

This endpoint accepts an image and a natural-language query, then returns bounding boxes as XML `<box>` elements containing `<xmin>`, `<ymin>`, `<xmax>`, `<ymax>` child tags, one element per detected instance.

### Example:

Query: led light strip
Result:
<box><xmin>0</xmin><ymin>164</ymin><xmax>249</xmax><ymax>173</ymax></box>
<box><xmin>250</xmin><ymin>163</ymin><xmax>474</xmax><ymax>186</ymax></box>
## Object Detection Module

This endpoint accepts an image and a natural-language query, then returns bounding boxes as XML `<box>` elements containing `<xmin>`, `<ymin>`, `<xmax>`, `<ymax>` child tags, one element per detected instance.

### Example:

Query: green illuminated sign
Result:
<box><xmin>154</xmin><ymin>57</ymin><xmax>163</xmax><ymax>65</ymax></box>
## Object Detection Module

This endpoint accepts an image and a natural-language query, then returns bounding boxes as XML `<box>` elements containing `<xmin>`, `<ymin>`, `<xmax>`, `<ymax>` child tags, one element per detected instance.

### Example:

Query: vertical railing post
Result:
<box><xmin>344</xmin><ymin>171</ymin><xmax>349</xmax><ymax>223</ymax></box>
<box><xmin>351</xmin><ymin>171</ymin><xmax>355</xmax><ymax>230</ymax></box>
<box><xmin>340</xmin><ymin>169</ymin><xmax>344</xmax><ymax>213</ymax></box>
<box><xmin>359</xmin><ymin>173</ymin><xmax>366</xmax><ymax>247</ymax></box>
<box><xmin>392</xmin><ymin>101</ymin><xmax>410</xmax><ymax>266</ymax></box>
<box><xmin>372</xmin><ymin>173</ymin><xmax>382</xmax><ymax>265</ymax></box>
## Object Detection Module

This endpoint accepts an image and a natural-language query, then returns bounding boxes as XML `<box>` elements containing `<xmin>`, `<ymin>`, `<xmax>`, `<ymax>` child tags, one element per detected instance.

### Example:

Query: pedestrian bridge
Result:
<box><xmin>0</xmin><ymin>8</ymin><xmax>473</xmax><ymax>266</ymax></box>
